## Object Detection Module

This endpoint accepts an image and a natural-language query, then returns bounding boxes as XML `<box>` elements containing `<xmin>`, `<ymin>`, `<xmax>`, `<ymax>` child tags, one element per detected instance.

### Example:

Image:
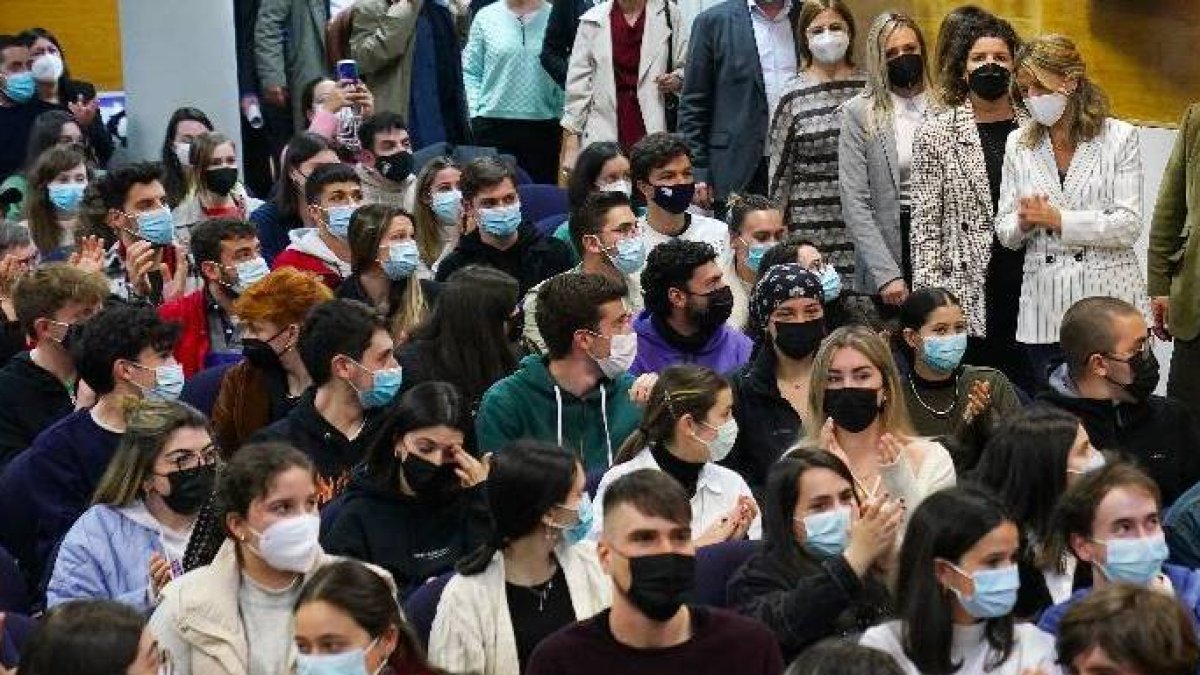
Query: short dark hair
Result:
<box><xmin>460</xmin><ymin>156</ymin><xmax>516</xmax><ymax>203</ymax></box>
<box><xmin>602</xmin><ymin>468</ymin><xmax>691</xmax><ymax>527</ymax></box>
<box><xmin>536</xmin><ymin>272</ymin><xmax>627</xmax><ymax>360</ymax></box>
<box><xmin>1060</xmin><ymin>296</ymin><xmax>1143</xmax><ymax>377</ymax></box>
<box><xmin>88</xmin><ymin>161</ymin><xmax>164</xmax><ymax>213</ymax></box>
<box><xmin>640</xmin><ymin>238</ymin><xmax>717</xmax><ymax>317</ymax></box>
<box><xmin>304</xmin><ymin>162</ymin><xmax>360</xmax><ymax>205</ymax></box>
<box><xmin>190</xmin><ymin>218</ymin><xmax>258</xmax><ymax>265</ymax></box>
<box><xmin>297</xmin><ymin>298</ymin><xmax>386</xmax><ymax>386</ymax></box>
<box><xmin>0</xmin><ymin>34</ymin><xmax>28</xmax><ymax>53</ymax></box>
<box><xmin>897</xmin><ymin>486</ymin><xmax>1015</xmax><ymax>674</ymax></box>
<box><xmin>630</xmin><ymin>132</ymin><xmax>691</xmax><ymax>186</ymax></box>
<box><xmin>1056</xmin><ymin>583</ymin><xmax>1200</xmax><ymax>675</ymax></box>
<box><xmin>1051</xmin><ymin>462</ymin><xmax>1161</xmax><ymax>562</ymax></box>
<box><xmin>16</xmin><ymin>599</ymin><xmax>145</xmax><ymax>675</ymax></box>
<box><xmin>357</xmin><ymin>110</ymin><xmax>408</xmax><ymax>152</ymax></box>
<box><xmin>569</xmin><ymin>190</ymin><xmax>633</xmax><ymax>254</ymax></box>
<box><xmin>72</xmin><ymin>303</ymin><xmax>181</xmax><ymax>395</ymax></box>
<box><xmin>725</xmin><ymin>193</ymin><xmax>780</xmax><ymax>234</ymax></box>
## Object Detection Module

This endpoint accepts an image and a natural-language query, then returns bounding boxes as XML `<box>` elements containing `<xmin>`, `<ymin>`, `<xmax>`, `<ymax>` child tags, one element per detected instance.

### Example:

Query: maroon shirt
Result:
<box><xmin>610</xmin><ymin>2</ymin><xmax>647</xmax><ymax>150</ymax></box>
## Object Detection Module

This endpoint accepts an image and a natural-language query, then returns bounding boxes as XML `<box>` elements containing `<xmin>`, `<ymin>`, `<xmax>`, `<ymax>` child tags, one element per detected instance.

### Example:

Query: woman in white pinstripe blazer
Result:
<box><xmin>995</xmin><ymin>34</ymin><xmax>1146</xmax><ymax>386</ymax></box>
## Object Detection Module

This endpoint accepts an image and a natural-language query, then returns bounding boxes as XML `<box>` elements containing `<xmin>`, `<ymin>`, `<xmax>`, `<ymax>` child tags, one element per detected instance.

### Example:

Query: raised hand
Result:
<box><xmin>962</xmin><ymin>379</ymin><xmax>992</xmax><ymax>426</ymax></box>
<box><xmin>69</xmin><ymin>235</ymin><xmax>107</xmax><ymax>275</ymax></box>
<box><xmin>452</xmin><ymin>447</ymin><xmax>490</xmax><ymax>488</ymax></box>
<box><xmin>843</xmin><ymin>499</ymin><xmax>904</xmax><ymax>576</ymax></box>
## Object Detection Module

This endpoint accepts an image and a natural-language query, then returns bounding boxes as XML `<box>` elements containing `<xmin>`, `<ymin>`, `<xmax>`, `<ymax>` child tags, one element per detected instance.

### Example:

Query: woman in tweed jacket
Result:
<box><xmin>910</xmin><ymin>14</ymin><xmax>1034</xmax><ymax>392</ymax></box>
<box><xmin>995</xmin><ymin>34</ymin><xmax>1146</xmax><ymax>386</ymax></box>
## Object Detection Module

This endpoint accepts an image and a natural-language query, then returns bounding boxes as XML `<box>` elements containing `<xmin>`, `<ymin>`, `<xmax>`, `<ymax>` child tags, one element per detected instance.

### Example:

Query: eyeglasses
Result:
<box><xmin>1102</xmin><ymin>334</ymin><xmax>1156</xmax><ymax>363</ymax></box>
<box><xmin>160</xmin><ymin>444</ymin><xmax>220</xmax><ymax>473</ymax></box>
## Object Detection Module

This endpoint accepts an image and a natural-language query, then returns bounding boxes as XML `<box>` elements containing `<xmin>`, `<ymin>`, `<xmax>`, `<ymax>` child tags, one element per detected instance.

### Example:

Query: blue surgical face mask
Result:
<box><xmin>324</xmin><ymin>204</ymin><xmax>358</xmax><ymax>239</ymax></box>
<box><xmin>948</xmin><ymin>564</ymin><xmax>1020</xmax><ymax>619</ymax></box>
<box><xmin>232</xmin><ymin>256</ymin><xmax>270</xmax><ymax>293</ymax></box>
<box><xmin>128</xmin><ymin>206</ymin><xmax>175</xmax><ymax>246</ymax></box>
<box><xmin>133</xmin><ymin>362</ymin><xmax>185</xmax><ymax>401</ymax></box>
<box><xmin>742</xmin><ymin>239</ymin><xmax>771</xmax><ymax>273</ymax></box>
<box><xmin>819</xmin><ymin>265</ymin><xmax>841</xmax><ymax>302</ymax></box>
<box><xmin>1097</xmin><ymin>533</ymin><xmax>1169</xmax><ymax>586</ymax></box>
<box><xmin>349</xmin><ymin>359</ymin><xmax>403</xmax><ymax>409</ymax></box>
<box><xmin>2</xmin><ymin>71</ymin><xmax>35</xmax><ymax>104</ymax></box>
<box><xmin>431</xmin><ymin>190</ymin><xmax>463</xmax><ymax>225</ymax></box>
<box><xmin>296</xmin><ymin>638</ymin><xmax>382</xmax><ymax>675</ymax></box>
<box><xmin>921</xmin><ymin>332</ymin><xmax>968</xmax><ymax>373</ymax></box>
<box><xmin>798</xmin><ymin>506</ymin><xmax>851</xmax><ymax>557</ymax></box>
<box><xmin>381</xmin><ymin>241</ymin><xmax>420</xmax><ymax>280</ymax></box>
<box><xmin>48</xmin><ymin>183</ymin><xmax>86</xmax><ymax>213</ymax></box>
<box><xmin>478</xmin><ymin>203</ymin><xmax>522</xmax><ymax>238</ymax></box>
<box><xmin>601</xmin><ymin>236</ymin><xmax>646</xmax><ymax>275</ymax></box>
<box><xmin>555</xmin><ymin>493</ymin><xmax>594</xmax><ymax>546</ymax></box>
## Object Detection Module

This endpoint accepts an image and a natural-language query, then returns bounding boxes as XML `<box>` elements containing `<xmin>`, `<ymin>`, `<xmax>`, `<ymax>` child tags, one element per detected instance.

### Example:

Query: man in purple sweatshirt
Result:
<box><xmin>631</xmin><ymin>238</ymin><xmax>751</xmax><ymax>376</ymax></box>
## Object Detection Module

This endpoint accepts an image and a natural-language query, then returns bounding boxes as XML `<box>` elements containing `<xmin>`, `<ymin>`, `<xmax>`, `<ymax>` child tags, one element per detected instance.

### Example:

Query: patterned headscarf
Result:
<box><xmin>748</xmin><ymin>263</ymin><xmax>824</xmax><ymax>343</ymax></box>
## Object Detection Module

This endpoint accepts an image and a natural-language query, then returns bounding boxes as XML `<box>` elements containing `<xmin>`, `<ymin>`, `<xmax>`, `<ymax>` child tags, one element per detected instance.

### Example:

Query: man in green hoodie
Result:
<box><xmin>476</xmin><ymin>273</ymin><xmax>642</xmax><ymax>472</ymax></box>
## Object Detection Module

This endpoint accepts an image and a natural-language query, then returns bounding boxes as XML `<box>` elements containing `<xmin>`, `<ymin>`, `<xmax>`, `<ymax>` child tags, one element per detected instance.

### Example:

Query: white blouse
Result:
<box><xmin>860</xmin><ymin>620</ymin><xmax>1061</xmax><ymax>675</ymax></box>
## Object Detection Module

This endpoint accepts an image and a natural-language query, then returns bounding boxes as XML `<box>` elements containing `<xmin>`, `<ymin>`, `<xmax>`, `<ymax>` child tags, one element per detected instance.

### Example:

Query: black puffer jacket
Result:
<box><xmin>725</xmin><ymin>348</ymin><xmax>805</xmax><ymax>498</ymax></box>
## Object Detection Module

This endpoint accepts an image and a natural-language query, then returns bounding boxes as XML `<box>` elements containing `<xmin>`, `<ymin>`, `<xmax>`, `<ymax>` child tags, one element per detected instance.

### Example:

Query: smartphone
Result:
<box><xmin>336</xmin><ymin>59</ymin><xmax>360</xmax><ymax>83</ymax></box>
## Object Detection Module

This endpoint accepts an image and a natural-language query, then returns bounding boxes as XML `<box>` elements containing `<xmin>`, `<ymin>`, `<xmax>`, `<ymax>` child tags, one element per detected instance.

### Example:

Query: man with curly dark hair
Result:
<box><xmin>0</xmin><ymin>302</ymin><xmax>181</xmax><ymax>591</ymax></box>
<box><xmin>632</xmin><ymin>239</ymin><xmax>751</xmax><ymax>376</ymax></box>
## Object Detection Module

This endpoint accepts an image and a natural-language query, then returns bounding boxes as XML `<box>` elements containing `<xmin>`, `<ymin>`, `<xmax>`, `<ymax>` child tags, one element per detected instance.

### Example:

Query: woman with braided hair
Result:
<box><xmin>589</xmin><ymin>364</ymin><xmax>760</xmax><ymax>546</ymax></box>
<box><xmin>429</xmin><ymin>439</ymin><xmax>609</xmax><ymax>675</ymax></box>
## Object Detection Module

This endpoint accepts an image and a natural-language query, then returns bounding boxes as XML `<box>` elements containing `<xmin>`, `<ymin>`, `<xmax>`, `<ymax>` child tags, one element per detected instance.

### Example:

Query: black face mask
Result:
<box><xmin>688</xmin><ymin>286</ymin><xmax>735</xmax><ymax>333</ymax></box>
<box><xmin>376</xmin><ymin>151</ymin><xmax>414</xmax><ymax>184</ymax></box>
<box><xmin>241</xmin><ymin>338</ymin><xmax>283</xmax><ymax>372</ymax></box>
<box><xmin>1107</xmin><ymin>349</ymin><xmax>1160</xmax><ymax>403</ymax></box>
<box><xmin>60</xmin><ymin>322</ymin><xmax>85</xmax><ymax>352</ymax></box>
<box><xmin>203</xmin><ymin>167</ymin><xmax>239</xmax><ymax>196</ymax></box>
<box><xmin>161</xmin><ymin>463</ymin><xmax>217</xmax><ymax>515</ymax></box>
<box><xmin>823</xmin><ymin>387</ymin><xmax>882</xmax><ymax>433</ymax></box>
<box><xmin>773</xmin><ymin>318</ymin><xmax>826</xmax><ymax>360</ymax></box>
<box><xmin>622</xmin><ymin>552</ymin><xmax>695</xmax><ymax>622</ymax></box>
<box><xmin>887</xmin><ymin>53</ymin><xmax>924</xmax><ymax>89</ymax></box>
<box><xmin>967</xmin><ymin>63</ymin><xmax>1011</xmax><ymax>101</ymax></box>
<box><xmin>403</xmin><ymin>454</ymin><xmax>462</xmax><ymax>502</ymax></box>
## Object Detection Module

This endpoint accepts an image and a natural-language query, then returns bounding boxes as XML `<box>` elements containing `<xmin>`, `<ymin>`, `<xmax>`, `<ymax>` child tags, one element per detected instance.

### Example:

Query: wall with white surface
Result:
<box><xmin>1135</xmin><ymin>125</ymin><xmax>1177</xmax><ymax>394</ymax></box>
<box><xmin>117</xmin><ymin>0</ymin><xmax>241</xmax><ymax>165</ymax></box>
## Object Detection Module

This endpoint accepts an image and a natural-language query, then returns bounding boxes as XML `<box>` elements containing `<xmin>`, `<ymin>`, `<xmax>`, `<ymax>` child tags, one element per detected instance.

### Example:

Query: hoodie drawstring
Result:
<box><xmin>554</xmin><ymin>384</ymin><xmax>614</xmax><ymax>467</ymax></box>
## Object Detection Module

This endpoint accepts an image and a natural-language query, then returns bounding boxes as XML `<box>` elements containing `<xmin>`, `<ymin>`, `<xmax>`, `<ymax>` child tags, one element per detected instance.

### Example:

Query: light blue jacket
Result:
<box><xmin>47</xmin><ymin>504</ymin><xmax>170</xmax><ymax>614</ymax></box>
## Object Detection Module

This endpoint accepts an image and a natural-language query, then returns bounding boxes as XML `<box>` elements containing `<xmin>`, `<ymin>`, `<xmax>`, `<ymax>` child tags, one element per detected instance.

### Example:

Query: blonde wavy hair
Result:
<box><xmin>347</xmin><ymin>204</ymin><xmax>430</xmax><ymax>343</ymax></box>
<box><xmin>802</xmin><ymin>325</ymin><xmax>916</xmax><ymax>445</ymax></box>
<box><xmin>862</xmin><ymin>11</ymin><xmax>929</xmax><ymax>135</ymax></box>
<box><xmin>1016</xmin><ymin>34</ymin><xmax>1111</xmax><ymax>148</ymax></box>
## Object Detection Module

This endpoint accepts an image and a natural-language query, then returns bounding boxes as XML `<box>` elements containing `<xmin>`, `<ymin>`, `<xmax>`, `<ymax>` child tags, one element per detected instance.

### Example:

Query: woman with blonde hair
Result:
<box><xmin>995</xmin><ymin>34</ymin><xmax>1145</xmax><ymax>384</ymax></box>
<box><xmin>337</xmin><ymin>204</ymin><xmax>440</xmax><ymax>346</ymax></box>
<box><xmin>411</xmin><ymin>157</ymin><xmax>463</xmax><ymax>273</ymax></box>
<box><xmin>46</xmin><ymin>399</ymin><xmax>217</xmax><ymax>613</ymax></box>
<box><xmin>839</xmin><ymin>12</ymin><xmax>931</xmax><ymax>312</ymax></box>
<box><xmin>21</xmin><ymin>144</ymin><xmax>91</xmax><ymax>260</ymax></box>
<box><xmin>171</xmin><ymin>131</ymin><xmax>262</xmax><ymax>240</ymax></box>
<box><xmin>802</xmin><ymin>325</ymin><xmax>954</xmax><ymax>520</ymax></box>
<box><xmin>770</xmin><ymin>0</ymin><xmax>865</xmax><ymax>288</ymax></box>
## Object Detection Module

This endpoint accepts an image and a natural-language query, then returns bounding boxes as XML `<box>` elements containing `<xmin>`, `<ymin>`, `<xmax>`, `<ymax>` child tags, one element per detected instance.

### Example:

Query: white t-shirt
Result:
<box><xmin>860</xmin><ymin>620</ymin><xmax>1061</xmax><ymax>675</ymax></box>
<box><xmin>639</xmin><ymin>213</ymin><xmax>731</xmax><ymax>272</ymax></box>
<box><xmin>889</xmin><ymin>90</ymin><xmax>929</xmax><ymax>206</ymax></box>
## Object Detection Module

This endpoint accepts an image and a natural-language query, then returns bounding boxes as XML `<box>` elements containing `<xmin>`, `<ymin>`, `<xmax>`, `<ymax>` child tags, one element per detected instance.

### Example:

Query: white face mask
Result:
<box><xmin>590</xmin><ymin>331</ymin><xmax>637</xmax><ymax>379</ymax></box>
<box><xmin>597</xmin><ymin>179</ymin><xmax>632</xmax><ymax>197</ymax></box>
<box><xmin>809</xmin><ymin>30</ymin><xmax>850</xmax><ymax>65</ymax></box>
<box><xmin>174</xmin><ymin>141</ymin><xmax>192</xmax><ymax>167</ymax></box>
<box><xmin>1027</xmin><ymin>92</ymin><xmax>1069</xmax><ymax>127</ymax></box>
<box><xmin>248</xmin><ymin>513</ymin><xmax>321</xmax><ymax>573</ymax></box>
<box><xmin>694</xmin><ymin>418</ymin><xmax>738</xmax><ymax>462</ymax></box>
<box><xmin>31</xmin><ymin>52</ymin><xmax>65</xmax><ymax>83</ymax></box>
<box><xmin>1068</xmin><ymin>449</ymin><xmax>1106</xmax><ymax>476</ymax></box>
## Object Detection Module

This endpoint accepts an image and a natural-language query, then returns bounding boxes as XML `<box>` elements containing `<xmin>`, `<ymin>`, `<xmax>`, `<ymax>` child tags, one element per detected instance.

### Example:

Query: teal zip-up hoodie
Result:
<box><xmin>476</xmin><ymin>355</ymin><xmax>642</xmax><ymax>472</ymax></box>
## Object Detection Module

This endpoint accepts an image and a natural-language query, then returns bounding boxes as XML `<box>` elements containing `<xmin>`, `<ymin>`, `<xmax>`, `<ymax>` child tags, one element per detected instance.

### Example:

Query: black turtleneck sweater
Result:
<box><xmin>651</xmin><ymin>442</ymin><xmax>705</xmax><ymax>498</ymax></box>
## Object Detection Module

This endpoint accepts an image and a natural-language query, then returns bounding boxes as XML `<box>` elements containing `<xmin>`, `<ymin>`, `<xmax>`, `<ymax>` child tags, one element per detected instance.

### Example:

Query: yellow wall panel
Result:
<box><xmin>848</xmin><ymin>0</ymin><xmax>1200</xmax><ymax>126</ymax></box>
<box><xmin>0</xmin><ymin>0</ymin><xmax>122</xmax><ymax>91</ymax></box>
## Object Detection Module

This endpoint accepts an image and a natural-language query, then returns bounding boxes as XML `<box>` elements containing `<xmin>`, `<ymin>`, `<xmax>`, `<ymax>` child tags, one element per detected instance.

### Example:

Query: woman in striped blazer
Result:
<box><xmin>995</xmin><ymin>34</ymin><xmax>1146</xmax><ymax>387</ymax></box>
<box><xmin>910</xmin><ymin>13</ymin><xmax>1033</xmax><ymax>392</ymax></box>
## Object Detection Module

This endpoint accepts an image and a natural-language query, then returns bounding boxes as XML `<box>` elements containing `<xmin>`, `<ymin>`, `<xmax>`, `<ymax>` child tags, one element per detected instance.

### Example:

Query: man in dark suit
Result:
<box><xmin>540</xmin><ymin>0</ymin><xmax>595</xmax><ymax>87</ymax></box>
<box><xmin>678</xmin><ymin>0</ymin><xmax>796</xmax><ymax>209</ymax></box>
